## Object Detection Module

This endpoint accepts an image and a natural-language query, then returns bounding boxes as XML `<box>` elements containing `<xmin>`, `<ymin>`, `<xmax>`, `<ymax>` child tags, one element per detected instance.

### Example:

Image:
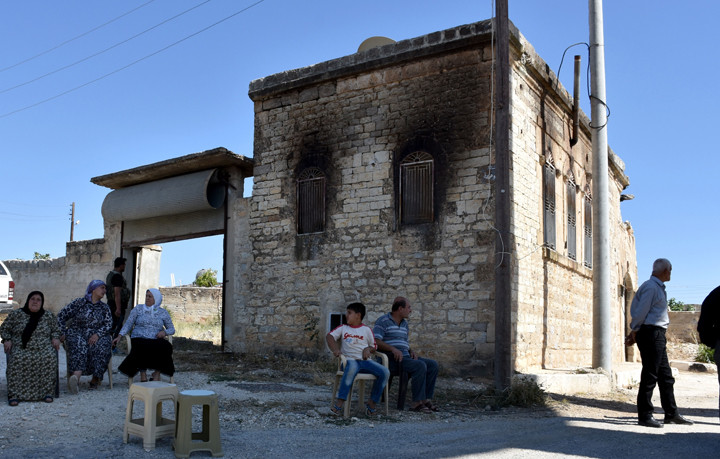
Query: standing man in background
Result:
<box><xmin>106</xmin><ymin>257</ymin><xmax>131</xmax><ymax>346</ymax></box>
<box><xmin>626</xmin><ymin>258</ymin><xmax>693</xmax><ymax>428</ymax></box>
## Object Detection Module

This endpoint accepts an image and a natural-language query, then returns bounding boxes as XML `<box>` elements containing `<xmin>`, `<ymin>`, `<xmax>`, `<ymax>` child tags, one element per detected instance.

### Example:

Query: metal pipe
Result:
<box><xmin>570</xmin><ymin>55</ymin><xmax>581</xmax><ymax>147</ymax></box>
<box><xmin>589</xmin><ymin>0</ymin><xmax>612</xmax><ymax>371</ymax></box>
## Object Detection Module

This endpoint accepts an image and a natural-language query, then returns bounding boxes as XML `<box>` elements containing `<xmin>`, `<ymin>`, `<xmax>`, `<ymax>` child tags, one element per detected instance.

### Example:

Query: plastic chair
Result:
<box><xmin>123</xmin><ymin>381</ymin><xmax>179</xmax><ymax>451</ymax></box>
<box><xmin>125</xmin><ymin>335</ymin><xmax>175</xmax><ymax>385</ymax></box>
<box><xmin>331</xmin><ymin>352</ymin><xmax>389</xmax><ymax>417</ymax></box>
<box><xmin>173</xmin><ymin>389</ymin><xmax>223</xmax><ymax>458</ymax></box>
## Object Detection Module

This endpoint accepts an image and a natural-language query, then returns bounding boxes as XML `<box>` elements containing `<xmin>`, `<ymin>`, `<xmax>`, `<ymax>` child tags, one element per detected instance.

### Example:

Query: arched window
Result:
<box><xmin>400</xmin><ymin>151</ymin><xmax>434</xmax><ymax>224</ymax></box>
<box><xmin>297</xmin><ymin>167</ymin><xmax>325</xmax><ymax>234</ymax></box>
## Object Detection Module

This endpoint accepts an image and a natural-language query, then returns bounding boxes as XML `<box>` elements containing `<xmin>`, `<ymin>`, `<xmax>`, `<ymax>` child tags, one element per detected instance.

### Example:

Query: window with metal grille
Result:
<box><xmin>583</xmin><ymin>193</ymin><xmax>592</xmax><ymax>268</ymax></box>
<box><xmin>297</xmin><ymin>167</ymin><xmax>325</xmax><ymax>234</ymax></box>
<box><xmin>566</xmin><ymin>179</ymin><xmax>576</xmax><ymax>260</ymax></box>
<box><xmin>400</xmin><ymin>151</ymin><xmax>434</xmax><ymax>224</ymax></box>
<box><xmin>543</xmin><ymin>162</ymin><xmax>556</xmax><ymax>249</ymax></box>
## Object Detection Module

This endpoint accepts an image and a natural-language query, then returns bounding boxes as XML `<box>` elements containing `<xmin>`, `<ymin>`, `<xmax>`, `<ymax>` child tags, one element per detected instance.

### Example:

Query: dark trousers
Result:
<box><xmin>636</xmin><ymin>325</ymin><xmax>678</xmax><ymax>419</ymax></box>
<box><xmin>389</xmin><ymin>357</ymin><xmax>438</xmax><ymax>402</ymax></box>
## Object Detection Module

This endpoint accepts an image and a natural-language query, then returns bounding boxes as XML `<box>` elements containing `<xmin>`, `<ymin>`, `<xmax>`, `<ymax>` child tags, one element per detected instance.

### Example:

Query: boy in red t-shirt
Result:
<box><xmin>326</xmin><ymin>302</ymin><xmax>390</xmax><ymax>415</ymax></box>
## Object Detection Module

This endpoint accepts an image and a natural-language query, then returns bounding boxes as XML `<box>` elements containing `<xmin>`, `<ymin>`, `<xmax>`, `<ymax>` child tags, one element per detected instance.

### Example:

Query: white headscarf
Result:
<box><xmin>142</xmin><ymin>288</ymin><xmax>163</xmax><ymax>316</ymax></box>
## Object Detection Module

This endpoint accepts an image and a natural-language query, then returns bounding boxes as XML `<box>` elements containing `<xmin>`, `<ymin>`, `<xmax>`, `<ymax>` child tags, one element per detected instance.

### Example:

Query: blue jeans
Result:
<box><xmin>390</xmin><ymin>356</ymin><xmax>439</xmax><ymax>402</ymax></box>
<box><xmin>336</xmin><ymin>358</ymin><xmax>390</xmax><ymax>404</ymax></box>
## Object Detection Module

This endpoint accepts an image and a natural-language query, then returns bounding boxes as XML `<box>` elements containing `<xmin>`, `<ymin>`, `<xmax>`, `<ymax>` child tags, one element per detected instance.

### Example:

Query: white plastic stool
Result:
<box><xmin>173</xmin><ymin>389</ymin><xmax>223</xmax><ymax>458</ymax></box>
<box><xmin>123</xmin><ymin>381</ymin><xmax>179</xmax><ymax>451</ymax></box>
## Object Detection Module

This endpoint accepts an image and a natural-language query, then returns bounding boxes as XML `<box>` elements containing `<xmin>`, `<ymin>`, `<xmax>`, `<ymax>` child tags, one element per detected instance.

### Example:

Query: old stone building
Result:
<box><xmin>243</xmin><ymin>19</ymin><xmax>636</xmax><ymax>376</ymax></box>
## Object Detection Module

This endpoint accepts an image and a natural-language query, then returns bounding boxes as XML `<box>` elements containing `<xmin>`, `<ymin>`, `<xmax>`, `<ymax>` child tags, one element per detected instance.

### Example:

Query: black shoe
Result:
<box><xmin>664</xmin><ymin>414</ymin><xmax>694</xmax><ymax>425</ymax></box>
<box><xmin>638</xmin><ymin>417</ymin><xmax>663</xmax><ymax>428</ymax></box>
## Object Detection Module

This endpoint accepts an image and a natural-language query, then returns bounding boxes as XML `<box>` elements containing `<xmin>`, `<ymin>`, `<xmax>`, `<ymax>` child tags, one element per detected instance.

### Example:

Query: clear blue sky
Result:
<box><xmin>0</xmin><ymin>1</ymin><xmax>716</xmax><ymax>302</ymax></box>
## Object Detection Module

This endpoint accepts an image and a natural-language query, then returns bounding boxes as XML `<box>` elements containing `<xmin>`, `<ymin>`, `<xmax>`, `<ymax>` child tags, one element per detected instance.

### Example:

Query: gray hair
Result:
<box><xmin>652</xmin><ymin>258</ymin><xmax>672</xmax><ymax>274</ymax></box>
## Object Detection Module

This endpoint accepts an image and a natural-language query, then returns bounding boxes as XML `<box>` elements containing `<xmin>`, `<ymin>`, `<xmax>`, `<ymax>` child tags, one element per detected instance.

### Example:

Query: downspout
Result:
<box><xmin>570</xmin><ymin>55</ymin><xmax>581</xmax><ymax>147</ymax></box>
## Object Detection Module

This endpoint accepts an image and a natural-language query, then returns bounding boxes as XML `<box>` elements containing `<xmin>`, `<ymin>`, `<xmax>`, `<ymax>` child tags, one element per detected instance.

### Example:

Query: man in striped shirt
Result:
<box><xmin>374</xmin><ymin>296</ymin><xmax>439</xmax><ymax>413</ymax></box>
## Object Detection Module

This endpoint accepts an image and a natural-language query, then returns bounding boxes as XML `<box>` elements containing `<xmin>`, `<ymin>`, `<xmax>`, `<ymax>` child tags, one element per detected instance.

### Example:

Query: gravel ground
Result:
<box><xmin>0</xmin><ymin>345</ymin><xmax>718</xmax><ymax>458</ymax></box>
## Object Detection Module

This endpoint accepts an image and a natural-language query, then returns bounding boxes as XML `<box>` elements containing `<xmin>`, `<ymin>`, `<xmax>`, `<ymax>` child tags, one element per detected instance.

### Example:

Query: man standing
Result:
<box><xmin>626</xmin><ymin>258</ymin><xmax>693</xmax><ymax>427</ymax></box>
<box><xmin>373</xmin><ymin>296</ymin><xmax>439</xmax><ymax>412</ymax></box>
<box><xmin>106</xmin><ymin>257</ymin><xmax>131</xmax><ymax>343</ymax></box>
<box><xmin>697</xmin><ymin>285</ymin><xmax>720</xmax><ymax>420</ymax></box>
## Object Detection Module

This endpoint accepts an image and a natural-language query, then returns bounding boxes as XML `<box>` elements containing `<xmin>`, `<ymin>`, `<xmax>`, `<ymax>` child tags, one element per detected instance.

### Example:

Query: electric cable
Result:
<box><xmin>0</xmin><ymin>0</ymin><xmax>158</xmax><ymax>74</ymax></box>
<box><xmin>0</xmin><ymin>0</ymin><xmax>214</xmax><ymax>95</ymax></box>
<box><xmin>0</xmin><ymin>0</ymin><xmax>266</xmax><ymax>120</ymax></box>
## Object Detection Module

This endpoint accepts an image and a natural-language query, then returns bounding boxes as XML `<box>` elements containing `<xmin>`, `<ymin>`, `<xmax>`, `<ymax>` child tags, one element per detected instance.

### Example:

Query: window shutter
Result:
<box><xmin>400</xmin><ymin>152</ymin><xmax>434</xmax><ymax>224</ymax></box>
<box><xmin>297</xmin><ymin>168</ymin><xmax>325</xmax><ymax>234</ymax></box>
<box><xmin>567</xmin><ymin>181</ymin><xmax>576</xmax><ymax>260</ymax></box>
<box><xmin>543</xmin><ymin>163</ymin><xmax>556</xmax><ymax>249</ymax></box>
<box><xmin>584</xmin><ymin>195</ymin><xmax>592</xmax><ymax>268</ymax></box>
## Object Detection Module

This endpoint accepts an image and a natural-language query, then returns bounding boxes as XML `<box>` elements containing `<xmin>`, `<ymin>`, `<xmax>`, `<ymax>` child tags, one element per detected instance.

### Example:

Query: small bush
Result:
<box><xmin>502</xmin><ymin>378</ymin><xmax>547</xmax><ymax>407</ymax></box>
<box><xmin>696</xmin><ymin>344</ymin><xmax>715</xmax><ymax>364</ymax></box>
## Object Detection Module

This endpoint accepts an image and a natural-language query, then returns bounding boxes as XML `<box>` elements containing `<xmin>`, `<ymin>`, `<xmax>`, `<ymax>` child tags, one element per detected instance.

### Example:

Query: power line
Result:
<box><xmin>0</xmin><ymin>0</ymin><xmax>158</xmax><ymax>74</ymax></box>
<box><xmin>0</xmin><ymin>0</ymin><xmax>214</xmax><ymax>95</ymax></box>
<box><xmin>0</xmin><ymin>0</ymin><xmax>266</xmax><ymax>120</ymax></box>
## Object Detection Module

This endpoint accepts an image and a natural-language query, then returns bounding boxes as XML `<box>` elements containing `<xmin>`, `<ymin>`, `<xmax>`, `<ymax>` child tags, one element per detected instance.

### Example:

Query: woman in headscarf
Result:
<box><xmin>0</xmin><ymin>291</ymin><xmax>60</xmax><ymax>405</ymax></box>
<box><xmin>57</xmin><ymin>280</ymin><xmax>113</xmax><ymax>393</ymax></box>
<box><xmin>113</xmin><ymin>288</ymin><xmax>175</xmax><ymax>382</ymax></box>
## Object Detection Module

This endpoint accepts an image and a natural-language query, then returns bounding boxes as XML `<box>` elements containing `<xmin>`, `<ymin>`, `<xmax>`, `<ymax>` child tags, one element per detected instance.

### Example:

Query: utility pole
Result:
<box><xmin>589</xmin><ymin>0</ymin><xmax>612</xmax><ymax>371</ymax></box>
<box><xmin>69</xmin><ymin>202</ymin><xmax>75</xmax><ymax>242</ymax></box>
<box><xmin>493</xmin><ymin>0</ymin><xmax>512</xmax><ymax>390</ymax></box>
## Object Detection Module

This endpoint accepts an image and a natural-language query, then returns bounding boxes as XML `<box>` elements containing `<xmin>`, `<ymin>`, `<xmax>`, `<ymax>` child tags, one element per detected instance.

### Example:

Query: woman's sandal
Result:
<box><xmin>8</xmin><ymin>399</ymin><xmax>19</xmax><ymax>407</ymax></box>
<box><xmin>410</xmin><ymin>403</ymin><xmax>432</xmax><ymax>413</ymax></box>
<box><xmin>43</xmin><ymin>395</ymin><xmax>54</xmax><ymax>403</ymax></box>
<box><xmin>88</xmin><ymin>382</ymin><xmax>99</xmax><ymax>390</ymax></box>
<box><xmin>365</xmin><ymin>403</ymin><xmax>378</xmax><ymax>416</ymax></box>
<box><xmin>330</xmin><ymin>403</ymin><xmax>343</xmax><ymax>416</ymax></box>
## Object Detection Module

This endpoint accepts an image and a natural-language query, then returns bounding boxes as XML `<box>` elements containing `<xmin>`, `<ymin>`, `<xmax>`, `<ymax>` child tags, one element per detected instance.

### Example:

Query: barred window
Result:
<box><xmin>583</xmin><ymin>192</ymin><xmax>592</xmax><ymax>268</ymax></box>
<box><xmin>566</xmin><ymin>179</ymin><xmax>576</xmax><ymax>260</ymax></box>
<box><xmin>400</xmin><ymin>151</ymin><xmax>434</xmax><ymax>224</ymax></box>
<box><xmin>543</xmin><ymin>162</ymin><xmax>556</xmax><ymax>249</ymax></box>
<box><xmin>297</xmin><ymin>167</ymin><xmax>325</xmax><ymax>234</ymax></box>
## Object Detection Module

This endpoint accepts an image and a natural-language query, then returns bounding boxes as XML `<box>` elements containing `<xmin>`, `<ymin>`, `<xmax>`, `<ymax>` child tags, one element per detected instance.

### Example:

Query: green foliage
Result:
<box><xmin>194</xmin><ymin>269</ymin><xmax>218</xmax><ymax>287</ymax></box>
<box><xmin>33</xmin><ymin>252</ymin><xmax>50</xmax><ymax>260</ymax></box>
<box><xmin>696</xmin><ymin>344</ymin><xmax>715</xmax><ymax>364</ymax></box>
<box><xmin>668</xmin><ymin>297</ymin><xmax>691</xmax><ymax>311</ymax></box>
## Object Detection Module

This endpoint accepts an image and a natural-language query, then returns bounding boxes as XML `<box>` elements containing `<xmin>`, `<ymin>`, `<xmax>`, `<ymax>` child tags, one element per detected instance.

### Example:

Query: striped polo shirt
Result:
<box><xmin>373</xmin><ymin>312</ymin><xmax>410</xmax><ymax>356</ymax></box>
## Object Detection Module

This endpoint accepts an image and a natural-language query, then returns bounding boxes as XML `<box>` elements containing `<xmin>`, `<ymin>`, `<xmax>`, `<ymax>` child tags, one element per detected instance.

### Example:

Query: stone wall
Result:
<box><xmin>247</xmin><ymin>24</ymin><xmax>496</xmax><ymax>375</ymax></box>
<box><xmin>667</xmin><ymin>311</ymin><xmax>700</xmax><ymax>343</ymax></box>
<box><xmin>160</xmin><ymin>286</ymin><xmax>222</xmax><ymax>324</ymax></box>
<box><xmin>3</xmin><ymin>238</ymin><xmax>112</xmax><ymax>313</ymax></box>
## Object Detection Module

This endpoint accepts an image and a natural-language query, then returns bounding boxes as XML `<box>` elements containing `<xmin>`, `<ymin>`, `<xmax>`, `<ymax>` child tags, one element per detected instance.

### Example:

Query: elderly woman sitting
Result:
<box><xmin>0</xmin><ymin>291</ymin><xmax>61</xmax><ymax>405</ymax></box>
<box><xmin>58</xmin><ymin>280</ymin><xmax>113</xmax><ymax>393</ymax></box>
<box><xmin>113</xmin><ymin>288</ymin><xmax>175</xmax><ymax>382</ymax></box>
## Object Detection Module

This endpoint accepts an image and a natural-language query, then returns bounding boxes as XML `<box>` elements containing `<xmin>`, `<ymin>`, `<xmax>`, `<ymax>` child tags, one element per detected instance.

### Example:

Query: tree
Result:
<box><xmin>33</xmin><ymin>252</ymin><xmax>50</xmax><ymax>260</ymax></box>
<box><xmin>194</xmin><ymin>269</ymin><xmax>219</xmax><ymax>287</ymax></box>
<box><xmin>667</xmin><ymin>297</ymin><xmax>689</xmax><ymax>311</ymax></box>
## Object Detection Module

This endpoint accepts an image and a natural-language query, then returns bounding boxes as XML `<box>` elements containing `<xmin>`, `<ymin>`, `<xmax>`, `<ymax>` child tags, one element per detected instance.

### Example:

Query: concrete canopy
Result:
<box><xmin>91</xmin><ymin>147</ymin><xmax>254</xmax><ymax>190</ymax></box>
